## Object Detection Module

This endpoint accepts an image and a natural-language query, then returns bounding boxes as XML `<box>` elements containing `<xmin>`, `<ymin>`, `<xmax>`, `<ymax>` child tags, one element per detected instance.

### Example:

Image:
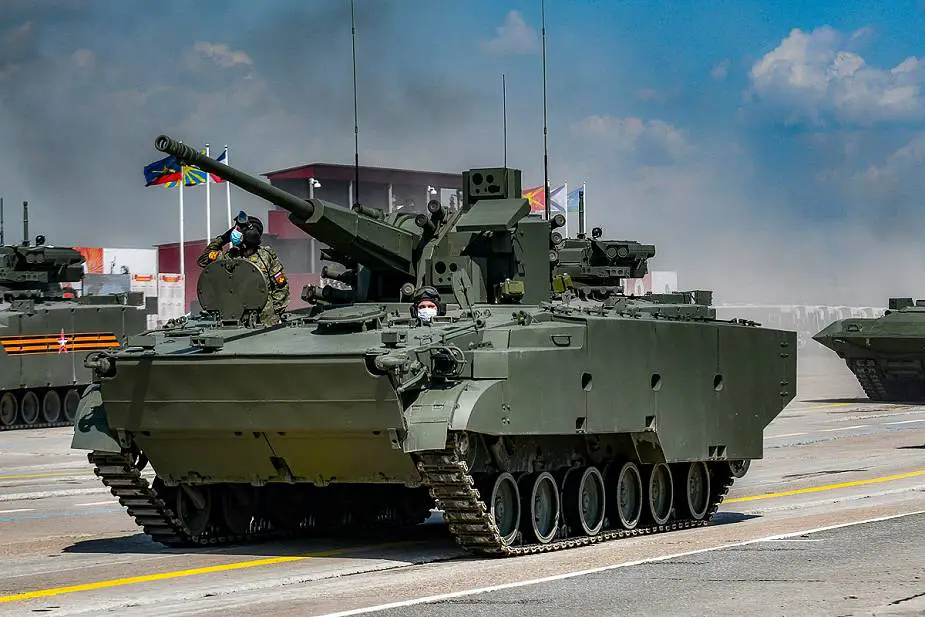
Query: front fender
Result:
<box><xmin>70</xmin><ymin>384</ymin><xmax>122</xmax><ymax>453</ymax></box>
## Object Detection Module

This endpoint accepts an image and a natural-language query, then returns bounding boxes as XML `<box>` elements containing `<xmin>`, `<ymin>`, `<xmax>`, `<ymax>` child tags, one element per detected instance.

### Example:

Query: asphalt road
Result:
<box><xmin>0</xmin><ymin>352</ymin><xmax>922</xmax><ymax>616</ymax></box>
<box><xmin>367</xmin><ymin>513</ymin><xmax>925</xmax><ymax>617</ymax></box>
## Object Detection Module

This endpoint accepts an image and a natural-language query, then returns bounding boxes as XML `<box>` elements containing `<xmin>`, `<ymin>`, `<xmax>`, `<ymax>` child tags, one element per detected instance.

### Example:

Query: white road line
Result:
<box><xmin>0</xmin><ymin>487</ymin><xmax>108</xmax><ymax>503</ymax></box>
<box><xmin>885</xmin><ymin>419</ymin><xmax>925</xmax><ymax>426</ymax></box>
<box><xmin>0</xmin><ymin>508</ymin><xmax>35</xmax><ymax>514</ymax></box>
<box><xmin>75</xmin><ymin>501</ymin><xmax>116</xmax><ymax>507</ymax></box>
<box><xmin>766</xmin><ymin>432</ymin><xmax>807</xmax><ymax>439</ymax></box>
<box><xmin>820</xmin><ymin>425</ymin><xmax>868</xmax><ymax>432</ymax></box>
<box><xmin>313</xmin><ymin>509</ymin><xmax>925</xmax><ymax>617</ymax></box>
<box><xmin>764</xmin><ymin>539</ymin><xmax>822</xmax><ymax>542</ymax></box>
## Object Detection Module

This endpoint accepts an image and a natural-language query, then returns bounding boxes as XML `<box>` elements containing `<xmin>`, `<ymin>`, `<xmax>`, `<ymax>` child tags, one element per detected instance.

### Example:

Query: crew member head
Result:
<box><xmin>410</xmin><ymin>285</ymin><xmax>442</xmax><ymax>324</ymax></box>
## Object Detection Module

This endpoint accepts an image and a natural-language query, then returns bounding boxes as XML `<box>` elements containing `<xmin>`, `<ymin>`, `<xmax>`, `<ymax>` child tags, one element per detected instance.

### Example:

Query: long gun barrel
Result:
<box><xmin>154</xmin><ymin>135</ymin><xmax>419</xmax><ymax>275</ymax></box>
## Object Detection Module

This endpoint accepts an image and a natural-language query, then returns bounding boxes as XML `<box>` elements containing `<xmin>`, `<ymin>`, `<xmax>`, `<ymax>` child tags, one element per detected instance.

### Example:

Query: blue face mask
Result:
<box><xmin>230</xmin><ymin>229</ymin><xmax>243</xmax><ymax>247</ymax></box>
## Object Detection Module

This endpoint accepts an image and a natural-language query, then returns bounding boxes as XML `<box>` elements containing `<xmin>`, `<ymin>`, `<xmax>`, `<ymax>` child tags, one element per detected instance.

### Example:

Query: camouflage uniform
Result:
<box><xmin>197</xmin><ymin>236</ymin><xmax>291</xmax><ymax>325</ymax></box>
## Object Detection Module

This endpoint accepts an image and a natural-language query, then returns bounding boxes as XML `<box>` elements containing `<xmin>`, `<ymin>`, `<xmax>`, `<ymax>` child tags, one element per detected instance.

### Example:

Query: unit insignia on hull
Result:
<box><xmin>70</xmin><ymin>135</ymin><xmax>797</xmax><ymax>557</ymax></box>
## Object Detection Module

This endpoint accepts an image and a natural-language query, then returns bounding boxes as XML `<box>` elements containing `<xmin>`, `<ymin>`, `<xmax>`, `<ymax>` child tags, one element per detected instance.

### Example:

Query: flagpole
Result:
<box><xmin>179</xmin><ymin>170</ymin><xmax>185</xmax><ymax>279</ymax></box>
<box><xmin>205</xmin><ymin>143</ymin><xmax>211</xmax><ymax>240</ymax></box>
<box><xmin>225</xmin><ymin>144</ymin><xmax>232</xmax><ymax>228</ymax></box>
<box><xmin>563</xmin><ymin>182</ymin><xmax>569</xmax><ymax>238</ymax></box>
<box><xmin>582</xmin><ymin>181</ymin><xmax>587</xmax><ymax>233</ymax></box>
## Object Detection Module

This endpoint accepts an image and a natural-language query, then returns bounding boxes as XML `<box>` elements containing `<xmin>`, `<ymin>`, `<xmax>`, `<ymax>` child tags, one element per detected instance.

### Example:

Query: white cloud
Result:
<box><xmin>71</xmin><ymin>48</ymin><xmax>95</xmax><ymax>69</ymax></box>
<box><xmin>191</xmin><ymin>41</ymin><xmax>253</xmax><ymax>68</ymax></box>
<box><xmin>711</xmin><ymin>59</ymin><xmax>730</xmax><ymax>81</ymax></box>
<box><xmin>477</xmin><ymin>11</ymin><xmax>539</xmax><ymax>55</ymax></box>
<box><xmin>571</xmin><ymin>115</ymin><xmax>692</xmax><ymax>162</ymax></box>
<box><xmin>748</xmin><ymin>26</ymin><xmax>925</xmax><ymax>125</ymax></box>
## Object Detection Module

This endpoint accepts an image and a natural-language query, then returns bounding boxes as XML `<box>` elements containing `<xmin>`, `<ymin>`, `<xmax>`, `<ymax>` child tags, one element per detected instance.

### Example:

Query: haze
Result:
<box><xmin>2</xmin><ymin>0</ymin><xmax>925</xmax><ymax>305</ymax></box>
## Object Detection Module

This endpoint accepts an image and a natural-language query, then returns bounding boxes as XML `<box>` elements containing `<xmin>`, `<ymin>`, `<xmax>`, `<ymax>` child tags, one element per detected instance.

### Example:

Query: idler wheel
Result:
<box><xmin>565</xmin><ymin>466</ymin><xmax>606</xmax><ymax>536</ymax></box>
<box><xmin>645</xmin><ymin>462</ymin><xmax>674</xmax><ymax>526</ymax></box>
<box><xmin>176</xmin><ymin>484</ymin><xmax>212</xmax><ymax>536</ymax></box>
<box><xmin>610</xmin><ymin>462</ymin><xmax>643</xmax><ymax>530</ymax></box>
<box><xmin>728</xmin><ymin>459</ymin><xmax>751</xmax><ymax>479</ymax></box>
<box><xmin>483</xmin><ymin>472</ymin><xmax>520</xmax><ymax>545</ymax></box>
<box><xmin>219</xmin><ymin>485</ymin><xmax>256</xmax><ymax>536</ymax></box>
<box><xmin>0</xmin><ymin>392</ymin><xmax>17</xmax><ymax>426</ymax></box>
<box><xmin>20</xmin><ymin>391</ymin><xmax>39</xmax><ymax>425</ymax></box>
<box><xmin>41</xmin><ymin>390</ymin><xmax>61</xmax><ymax>423</ymax></box>
<box><xmin>678</xmin><ymin>462</ymin><xmax>711</xmax><ymax>520</ymax></box>
<box><xmin>63</xmin><ymin>388</ymin><xmax>81</xmax><ymax>423</ymax></box>
<box><xmin>519</xmin><ymin>471</ymin><xmax>560</xmax><ymax>544</ymax></box>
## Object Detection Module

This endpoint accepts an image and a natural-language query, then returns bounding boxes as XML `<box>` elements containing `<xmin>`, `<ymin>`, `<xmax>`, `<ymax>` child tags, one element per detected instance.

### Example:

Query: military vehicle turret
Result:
<box><xmin>813</xmin><ymin>298</ymin><xmax>925</xmax><ymax>401</ymax></box>
<box><xmin>0</xmin><ymin>201</ymin><xmax>147</xmax><ymax>430</ymax></box>
<box><xmin>71</xmin><ymin>135</ymin><xmax>796</xmax><ymax>556</ymax></box>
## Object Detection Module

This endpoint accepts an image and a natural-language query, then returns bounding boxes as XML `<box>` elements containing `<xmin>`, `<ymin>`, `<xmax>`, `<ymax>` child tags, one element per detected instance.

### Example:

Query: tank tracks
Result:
<box><xmin>88</xmin><ymin>451</ymin><xmax>322</xmax><ymax>547</ymax></box>
<box><xmin>849</xmin><ymin>360</ymin><xmax>889</xmax><ymax>401</ymax></box>
<box><xmin>90</xmin><ymin>442</ymin><xmax>735</xmax><ymax>556</ymax></box>
<box><xmin>87</xmin><ymin>451</ymin><xmax>430</xmax><ymax>548</ymax></box>
<box><xmin>415</xmin><ymin>437</ymin><xmax>735</xmax><ymax>557</ymax></box>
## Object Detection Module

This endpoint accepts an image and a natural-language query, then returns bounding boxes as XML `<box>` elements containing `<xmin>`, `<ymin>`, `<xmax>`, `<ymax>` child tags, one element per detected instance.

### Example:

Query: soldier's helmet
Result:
<box><xmin>409</xmin><ymin>285</ymin><xmax>445</xmax><ymax>319</ymax></box>
<box><xmin>243</xmin><ymin>215</ymin><xmax>263</xmax><ymax>247</ymax></box>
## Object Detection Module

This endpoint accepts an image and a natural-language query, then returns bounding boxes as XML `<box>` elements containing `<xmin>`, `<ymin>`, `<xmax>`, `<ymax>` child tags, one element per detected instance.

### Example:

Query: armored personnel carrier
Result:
<box><xmin>71</xmin><ymin>135</ymin><xmax>796</xmax><ymax>557</ymax></box>
<box><xmin>813</xmin><ymin>298</ymin><xmax>925</xmax><ymax>401</ymax></box>
<box><xmin>0</xmin><ymin>202</ymin><xmax>147</xmax><ymax>430</ymax></box>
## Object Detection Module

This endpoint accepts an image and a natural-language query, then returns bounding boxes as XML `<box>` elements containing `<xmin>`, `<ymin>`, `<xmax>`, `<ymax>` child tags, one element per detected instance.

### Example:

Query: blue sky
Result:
<box><xmin>2</xmin><ymin>0</ymin><xmax>925</xmax><ymax>303</ymax></box>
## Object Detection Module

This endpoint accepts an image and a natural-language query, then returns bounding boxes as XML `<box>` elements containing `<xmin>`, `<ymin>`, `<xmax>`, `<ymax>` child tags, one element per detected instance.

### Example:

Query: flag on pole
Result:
<box><xmin>549</xmin><ymin>184</ymin><xmax>567</xmax><ymax>214</ymax></box>
<box><xmin>163</xmin><ymin>148</ymin><xmax>209</xmax><ymax>188</ymax></box>
<box><xmin>209</xmin><ymin>148</ymin><xmax>227</xmax><ymax>183</ymax></box>
<box><xmin>566</xmin><ymin>186</ymin><xmax>582</xmax><ymax>213</ymax></box>
<box><xmin>522</xmin><ymin>185</ymin><xmax>545</xmax><ymax>215</ymax></box>
<box><xmin>143</xmin><ymin>155</ymin><xmax>181</xmax><ymax>187</ymax></box>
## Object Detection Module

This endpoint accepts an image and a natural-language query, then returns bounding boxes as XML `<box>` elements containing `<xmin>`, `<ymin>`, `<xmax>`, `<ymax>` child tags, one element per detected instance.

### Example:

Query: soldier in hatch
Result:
<box><xmin>198</xmin><ymin>211</ymin><xmax>291</xmax><ymax>325</ymax></box>
<box><xmin>409</xmin><ymin>285</ymin><xmax>444</xmax><ymax>325</ymax></box>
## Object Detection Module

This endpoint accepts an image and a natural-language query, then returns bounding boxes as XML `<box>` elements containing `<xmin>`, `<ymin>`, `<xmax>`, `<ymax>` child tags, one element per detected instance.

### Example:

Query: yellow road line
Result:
<box><xmin>4</xmin><ymin>468</ymin><xmax>925</xmax><ymax>604</ymax></box>
<box><xmin>0</xmin><ymin>541</ymin><xmax>405</xmax><ymax>603</ymax></box>
<box><xmin>725</xmin><ymin>469</ymin><xmax>925</xmax><ymax>503</ymax></box>
<box><xmin>0</xmin><ymin>471</ymin><xmax>89</xmax><ymax>481</ymax></box>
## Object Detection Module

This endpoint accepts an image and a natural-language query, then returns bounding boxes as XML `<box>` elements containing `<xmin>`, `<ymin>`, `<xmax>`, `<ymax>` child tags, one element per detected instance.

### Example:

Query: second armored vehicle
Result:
<box><xmin>0</xmin><ymin>202</ymin><xmax>147</xmax><ymax>430</ymax></box>
<box><xmin>72</xmin><ymin>136</ymin><xmax>797</xmax><ymax>556</ymax></box>
<box><xmin>814</xmin><ymin>297</ymin><xmax>925</xmax><ymax>401</ymax></box>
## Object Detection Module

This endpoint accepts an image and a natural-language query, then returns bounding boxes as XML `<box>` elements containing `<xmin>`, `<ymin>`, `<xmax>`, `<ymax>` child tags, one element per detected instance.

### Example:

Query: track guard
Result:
<box><xmin>70</xmin><ymin>384</ymin><xmax>121</xmax><ymax>453</ymax></box>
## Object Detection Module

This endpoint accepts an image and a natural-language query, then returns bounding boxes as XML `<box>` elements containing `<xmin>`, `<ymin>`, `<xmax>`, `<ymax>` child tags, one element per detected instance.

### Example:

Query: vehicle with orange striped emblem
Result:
<box><xmin>0</xmin><ymin>202</ymin><xmax>146</xmax><ymax>430</ymax></box>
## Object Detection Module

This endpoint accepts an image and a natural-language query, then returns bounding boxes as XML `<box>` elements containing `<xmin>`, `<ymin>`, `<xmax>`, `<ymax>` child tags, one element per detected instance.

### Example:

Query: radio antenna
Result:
<box><xmin>502</xmin><ymin>73</ymin><xmax>508</xmax><ymax>168</ymax></box>
<box><xmin>541</xmin><ymin>0</ymin><xmax>550</xmax><ymax>220</ymax></box>
<box><xmin>351</xmin><ymin>0</ymin><xmax>360</xmax><ymax>206</ymax></box>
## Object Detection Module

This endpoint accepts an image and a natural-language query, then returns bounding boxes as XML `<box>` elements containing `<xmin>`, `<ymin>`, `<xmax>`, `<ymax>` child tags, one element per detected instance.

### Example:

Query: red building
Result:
<box><xmin>156</xmin><ymin>162</ymin><xmax>463</xmax><ymax>312</ymax></box>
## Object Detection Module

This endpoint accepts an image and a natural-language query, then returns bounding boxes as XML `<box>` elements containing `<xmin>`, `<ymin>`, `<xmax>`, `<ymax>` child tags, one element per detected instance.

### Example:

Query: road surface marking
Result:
<box><xmin>725</xmin><ymin>469</ymin><xmax>925</xmax><ymax>503</ymax></box>
<box><xmin>0</xmin><ymin>541</ymin><xmax>417</xmax><ymax>604</ymax></box>
<box><xmin>0</xmin><ymin>471</ymin><xmax>89</xmax><ymax>481</ymax></box>
<box><xmin>820</xmin><ymin>425</ymin><xmax>868</xmax><ymax>432</ymax></box>
<box><xmin>0</xmin><ymin>508</ymin><xmax>34</xmax><ymax>514</ymax></box>
<box><xmin>75</xmin><ymin>501</ymin><xmax>115</xmax><ymax>507</ymax></box>
<box><xmin>312</xmin><ymin>509</ymin><xmax>925</xmax><ymax>617</ymax></box>
<box><xmin>4</xmin><ymin>470</ymin><xmax>924</xmax><ymax>604</ymax></box>
<box><xmin>766</xmin><ymin>432</ymin><xmax>807</xmax><ymax>439</ymax></box>
<box><xmin>885</xmin><ymin>419</ymin><xmax>925</xmax><ymax>425</ymax></box>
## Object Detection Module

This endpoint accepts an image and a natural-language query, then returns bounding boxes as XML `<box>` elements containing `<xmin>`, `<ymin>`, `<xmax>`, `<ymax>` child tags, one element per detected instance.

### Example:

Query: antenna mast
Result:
<box><xmin>541</xmin><ymin>0</ymin><xmax>550</xmax><ymax>220</ymax></box>
<box><xmin>502</xmin><ymin>74</ymin><xmax>508</xmax><ymax>168</ymax></box>
<box><xmin>351</xmin><ymin>0</ymin><xmax>360</xmax><ymax>207</ymax></box>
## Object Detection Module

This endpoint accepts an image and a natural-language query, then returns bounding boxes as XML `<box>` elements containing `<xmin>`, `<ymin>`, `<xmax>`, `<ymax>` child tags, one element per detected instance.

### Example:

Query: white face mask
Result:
<box><xmin>417</xmin><ymin>307</ymin><xmax>437</xmax><ymax>322</ymax></box>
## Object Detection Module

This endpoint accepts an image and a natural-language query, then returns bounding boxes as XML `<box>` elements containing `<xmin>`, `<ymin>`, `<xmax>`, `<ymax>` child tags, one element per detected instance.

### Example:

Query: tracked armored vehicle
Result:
<box><xmin>71</xmin><ymin>135</ymin><xmax>796</xmax><ymax>557</ymax></box>
<box><xmin>813</xmin><ymin>298</ymin><xmax>925</xmax><ymax>401</ymax></box>
<box><xmin>0</xmin><ymin>203</ymin><xmax>147</xmax><ymax>430</ymax></box>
